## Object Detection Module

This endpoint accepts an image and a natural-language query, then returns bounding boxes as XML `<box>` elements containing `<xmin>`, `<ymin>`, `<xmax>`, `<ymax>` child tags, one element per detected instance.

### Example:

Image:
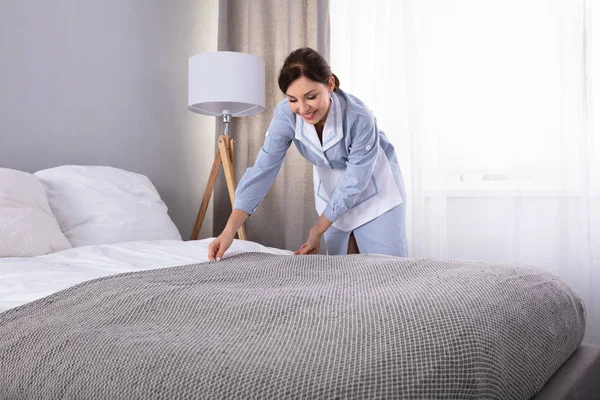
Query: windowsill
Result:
<box><xmin>424</xmin><ymin>189</ymin><xmax>599</xmax><ymax>198</ymax></box>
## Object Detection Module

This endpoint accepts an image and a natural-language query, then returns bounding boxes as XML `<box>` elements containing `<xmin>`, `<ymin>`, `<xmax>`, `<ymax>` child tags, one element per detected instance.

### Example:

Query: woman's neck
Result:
<box><xmin>315</xmin><ymin>120</ymin><xmax>325</xmax><ymax>136</ymax></box>
<box><xmin>314</xmin><ymin>97</ymin><xmax>332</xmax><ymax>139</ymax></box>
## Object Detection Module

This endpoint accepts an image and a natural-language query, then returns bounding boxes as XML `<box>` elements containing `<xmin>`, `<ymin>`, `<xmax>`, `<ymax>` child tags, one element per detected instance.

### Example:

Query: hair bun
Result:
<box><xmin>332</xmin><ymin>73</ymin><xmax>340</xmax><ymax>91</ymax></box>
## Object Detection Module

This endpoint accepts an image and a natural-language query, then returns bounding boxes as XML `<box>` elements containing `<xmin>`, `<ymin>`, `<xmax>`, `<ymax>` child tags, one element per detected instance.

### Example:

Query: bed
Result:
<box><xmin>1</xmin><ymin>165</ymin><xmax>599</xmax><ymax>399</ymax></box>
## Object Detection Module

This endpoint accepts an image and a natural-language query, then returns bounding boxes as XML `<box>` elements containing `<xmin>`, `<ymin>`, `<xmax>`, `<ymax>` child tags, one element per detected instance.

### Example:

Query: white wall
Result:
<box><xmin>0</xmin><ymin>0</ymin><xmax>219</xmax><ymax>240</ymax></box>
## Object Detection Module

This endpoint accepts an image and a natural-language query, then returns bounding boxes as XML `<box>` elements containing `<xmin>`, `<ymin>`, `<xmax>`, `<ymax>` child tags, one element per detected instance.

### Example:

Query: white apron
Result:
<box><xmin>313</xmin><ymin>146</ymin><xmax>403</xmax><ymax>232</ymax></box>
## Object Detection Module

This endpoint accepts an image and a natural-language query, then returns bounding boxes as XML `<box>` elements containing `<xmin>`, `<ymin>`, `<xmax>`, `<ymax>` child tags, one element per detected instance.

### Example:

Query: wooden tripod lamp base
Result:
<box><xmin>190</xmin><ymin>134</ymin><xmax>247</xmax><ymax>241</ymax></box>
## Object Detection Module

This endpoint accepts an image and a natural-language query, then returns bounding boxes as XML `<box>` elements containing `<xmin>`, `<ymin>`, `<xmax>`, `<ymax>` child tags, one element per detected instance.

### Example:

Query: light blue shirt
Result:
<box><xmin>234</xmin><ymin>88</ymin><xmax>404</xmax><ymax>223</ymax></box>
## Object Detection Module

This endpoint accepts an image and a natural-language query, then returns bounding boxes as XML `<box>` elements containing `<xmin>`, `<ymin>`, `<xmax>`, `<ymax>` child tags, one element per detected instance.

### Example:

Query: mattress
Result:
<box><xmin>0</xmin><ymin>238</ymin><xmax>291</xmax><ymax>312</ymax></box>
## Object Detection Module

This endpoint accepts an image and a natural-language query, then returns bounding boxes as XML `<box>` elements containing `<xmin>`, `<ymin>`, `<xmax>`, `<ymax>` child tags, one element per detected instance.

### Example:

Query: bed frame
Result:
<box><xmin>533</xmin><ymin>343</ymin><xmax>600</xmax><ymax>399</ymax></box>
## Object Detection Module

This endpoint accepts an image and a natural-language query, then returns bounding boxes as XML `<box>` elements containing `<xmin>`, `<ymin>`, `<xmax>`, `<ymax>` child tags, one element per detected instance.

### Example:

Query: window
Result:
<box><xmin>331</xmin><ymin>0</ymin><xmax>593</xmax><ymax>195</ymax></box>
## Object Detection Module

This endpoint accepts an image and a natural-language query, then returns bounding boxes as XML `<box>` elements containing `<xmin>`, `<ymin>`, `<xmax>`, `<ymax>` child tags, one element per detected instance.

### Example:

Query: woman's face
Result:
<box><xmin>285</xmin><ymin>75</ymin><xmax>334</xmax><ymax>126</ymax></box>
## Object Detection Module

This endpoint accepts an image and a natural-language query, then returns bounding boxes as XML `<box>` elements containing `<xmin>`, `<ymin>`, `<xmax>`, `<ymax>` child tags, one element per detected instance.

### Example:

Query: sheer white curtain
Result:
<box><xmin>331</xmin><ymin>0</ymin><xmax>599</xmax><ymax>344</ymax></box>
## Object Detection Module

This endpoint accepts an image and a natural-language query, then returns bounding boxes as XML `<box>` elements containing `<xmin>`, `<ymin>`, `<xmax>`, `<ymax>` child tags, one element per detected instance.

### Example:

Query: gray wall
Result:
<box><xmin>0</xmin><ymin>0</ymin><xmax>219</xmax><ymax>240</ymax></box>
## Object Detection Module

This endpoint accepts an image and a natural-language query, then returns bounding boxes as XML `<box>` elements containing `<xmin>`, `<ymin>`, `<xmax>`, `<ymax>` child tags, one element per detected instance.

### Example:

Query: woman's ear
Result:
<box><xmin>328</xmin><ymin>75</ymin><xmax>335</xmax><ymax>92</ymax></box>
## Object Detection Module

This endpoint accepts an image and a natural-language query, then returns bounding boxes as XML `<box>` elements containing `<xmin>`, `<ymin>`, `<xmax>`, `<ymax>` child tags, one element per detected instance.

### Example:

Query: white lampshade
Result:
<box><xmin>188</xmin><ymin>51</ymin><xmax>265</xmax><ymax>117</ymax></box>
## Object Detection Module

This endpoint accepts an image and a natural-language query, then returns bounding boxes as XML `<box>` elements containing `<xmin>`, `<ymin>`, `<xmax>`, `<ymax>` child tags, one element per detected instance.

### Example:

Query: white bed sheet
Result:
<box><xmin>0</xmin><ymin>239</ymin><xmax>292</xmax><ymax>313</ymax></box>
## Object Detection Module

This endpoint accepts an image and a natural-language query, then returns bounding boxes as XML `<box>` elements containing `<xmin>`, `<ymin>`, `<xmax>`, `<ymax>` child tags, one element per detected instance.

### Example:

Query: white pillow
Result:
<box><xmin>0</xmin><ymin>168</ymin><xmax>72</xmax><ymax>257</ymax></box>
<box><xmin>35</xmin><ymin>166</ymin><xmax>181</xmax><ymax>247</ymax></box>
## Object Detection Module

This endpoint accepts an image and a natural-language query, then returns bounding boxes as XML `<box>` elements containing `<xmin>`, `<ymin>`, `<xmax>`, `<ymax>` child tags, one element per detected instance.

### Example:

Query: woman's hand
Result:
<box><xmin>294</xmin><ymin>229</ymin><xmax>322</xmax><ymax>255</ymax></box>
<box><xmin>294</xmin><ymin>214</ymin><xmax>333</xmax><ymax>255</ymax></box>
<box><xmin>208</xmin><ymin>232</ymin><xmax>234</xmax><ymax>261</ymax></box>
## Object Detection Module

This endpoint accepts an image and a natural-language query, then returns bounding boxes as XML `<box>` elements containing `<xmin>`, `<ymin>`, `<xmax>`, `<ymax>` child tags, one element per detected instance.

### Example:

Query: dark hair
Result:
<box><xmin>278</xmin><ymin>47</ymin><xmax>340</xmax><ymax>94</ymax></box>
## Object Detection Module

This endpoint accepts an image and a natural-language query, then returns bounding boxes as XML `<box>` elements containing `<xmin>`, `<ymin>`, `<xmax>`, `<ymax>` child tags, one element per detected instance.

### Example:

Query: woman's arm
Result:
<box><xmin>323</xmin><ymin>114</ymin><xmax>379</xmax><ymax>224</ymax></box>
<box><xmin>208</xmin><ymin>209</ymin><xmax>250</xmax><ymax>261</ymax></box>
<box><xmin>208</xmin><ymin>103</ymin><xmax>294</xmax><ymax>260</ymax></box>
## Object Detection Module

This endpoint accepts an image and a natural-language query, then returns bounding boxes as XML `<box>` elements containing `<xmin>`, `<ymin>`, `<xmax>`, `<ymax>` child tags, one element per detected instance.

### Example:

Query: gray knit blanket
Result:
<box><xmin>0</xmin><ymin>253</ymin><xmax>585</xmax><ymax>399</ymax></box>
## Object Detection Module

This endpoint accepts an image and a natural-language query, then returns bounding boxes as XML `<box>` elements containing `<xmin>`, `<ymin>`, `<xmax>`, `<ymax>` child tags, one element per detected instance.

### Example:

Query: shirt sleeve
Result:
<box><xmin>233</xmin><ymin>104</ymin><xmax>294</xmax><ymax>215</ymax></box>
<box><xmin>323</xmin><ymin>113</ymin><xmax>379</xmax><ymax>223</ymax></box>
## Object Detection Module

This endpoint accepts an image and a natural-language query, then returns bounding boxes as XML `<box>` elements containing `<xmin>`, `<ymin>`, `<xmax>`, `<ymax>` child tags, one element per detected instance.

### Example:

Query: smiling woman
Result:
<box><xmin>208</xmin><ymin>47</ymin><xmax>408</xmax><ymax>261</ymax></box>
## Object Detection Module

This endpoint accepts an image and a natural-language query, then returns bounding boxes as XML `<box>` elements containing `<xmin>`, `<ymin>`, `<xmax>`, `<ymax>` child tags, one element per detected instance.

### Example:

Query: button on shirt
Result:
<box><xmin>233</xmin><ymin>89</ymin><xmax>401</xmax><ymax>224</ymax></box>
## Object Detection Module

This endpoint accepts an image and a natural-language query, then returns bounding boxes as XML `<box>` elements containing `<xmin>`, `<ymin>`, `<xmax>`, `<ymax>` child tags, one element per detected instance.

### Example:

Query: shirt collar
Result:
<box><xmin>294</xmin><ymin>92</ymin><xmax>344</xmax><ymax>158</ymax></box>
<box><xmin>322</xmin><ymin>92</ymin><xmax>344</xmax><ymax>152</ymax></box>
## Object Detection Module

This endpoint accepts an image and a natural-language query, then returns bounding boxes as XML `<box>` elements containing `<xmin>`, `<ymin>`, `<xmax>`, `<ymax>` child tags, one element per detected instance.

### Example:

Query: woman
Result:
<box><xmin>208</xmin><ymin>47</ymin><xmax>407</xmax><ymax>260</ymax></box>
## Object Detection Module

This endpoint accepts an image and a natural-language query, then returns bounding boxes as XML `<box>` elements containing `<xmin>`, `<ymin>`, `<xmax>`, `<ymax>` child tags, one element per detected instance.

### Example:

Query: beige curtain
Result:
<box><xmin>214</xmin><ymin>0</ymin><xmax>330</xmax><ymax>251</ymax></box>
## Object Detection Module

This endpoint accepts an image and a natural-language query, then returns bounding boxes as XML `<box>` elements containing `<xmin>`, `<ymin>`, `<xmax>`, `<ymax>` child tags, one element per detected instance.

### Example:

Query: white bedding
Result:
<box><xmin>0</xmin><ymin>239</ymin><xmax>292</xmax><ymax>313</ymax></box>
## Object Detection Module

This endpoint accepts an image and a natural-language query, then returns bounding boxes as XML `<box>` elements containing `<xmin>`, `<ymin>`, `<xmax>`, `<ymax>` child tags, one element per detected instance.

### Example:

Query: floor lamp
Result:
<box><xmin>187</xmin><ymin>51</ymin><xmax>265</xmax><ymax>241</ymax></box>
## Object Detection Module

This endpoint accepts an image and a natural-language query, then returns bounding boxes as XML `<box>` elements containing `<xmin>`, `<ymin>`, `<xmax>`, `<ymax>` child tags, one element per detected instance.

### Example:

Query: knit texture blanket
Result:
<box><xmin>0</xmin><ymin>253</ymin><xmax>585</xmax><ymax>399</ymax></box>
